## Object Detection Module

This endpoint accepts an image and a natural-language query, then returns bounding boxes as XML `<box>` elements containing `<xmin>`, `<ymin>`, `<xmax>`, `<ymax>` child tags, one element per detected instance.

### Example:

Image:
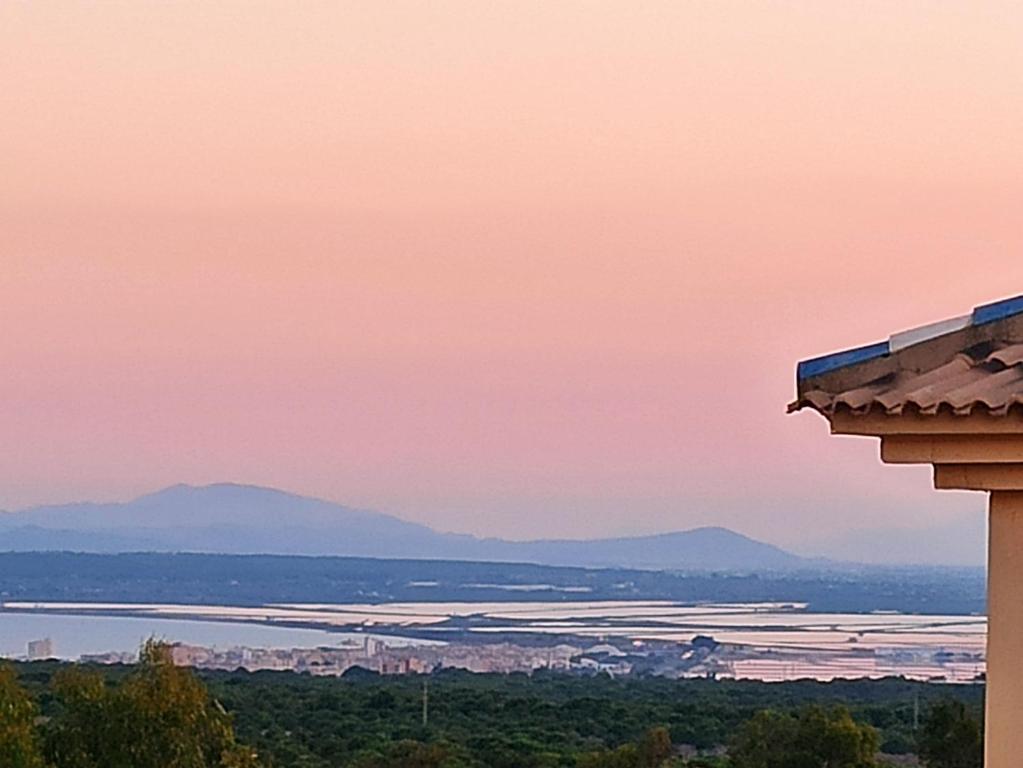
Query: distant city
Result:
<box><xmin>18</xmin><ymin>630</ymin><xmax>984</xmax><ymax>685</ymax></box>
<box><xmin>9</xmin><ymin>597</ymin><xmax>986</xmax><ymax>685</ymax></box>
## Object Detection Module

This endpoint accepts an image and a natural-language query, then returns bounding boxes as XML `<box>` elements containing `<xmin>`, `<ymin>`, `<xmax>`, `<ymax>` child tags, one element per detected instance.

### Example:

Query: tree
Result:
<box><xmin>636</xmin><ymin>727</ymin><xmax>672</xmax><ymax>767</ymax></box>
<box><xmin>917</xmin><ymin>701</ymin><xmax>982</xmax><ymax>768</ymax></box>
<box><xmin>45</xmin><ymin>640</ymin><xmax>261</xmax><ymax>768</ymax></box>
<box><xmin>353</xmin><ymin>740</ymin><xmax>464</xmax><ymax>768</ymax></box>
<box><xmin>577</xmin><ymin>745</ymin><xmax>641</xmax><ymax>768</ymax></box>
<box><xmin>730</xmin><ymin>706</ymin><xmax>878</xmax><ymax>768</ymax></box>
<box><xmin>119</xmin><ymin>640</ymin><xmax>247</xmax><ymax>767</ymax></box>
<box><xmin>45</xmin><ymin>665</ymin><xmax>113</xmax><ymax>768</ymax></box>
<box><xmin>0</xmin><ymin>663</ymin><xmax>46</xmax><ymax>768</ymax></box>
<box><xmin>577</xmin><ymin>727</ymin><xmax>674</xmax><ymax>768</ymax></box>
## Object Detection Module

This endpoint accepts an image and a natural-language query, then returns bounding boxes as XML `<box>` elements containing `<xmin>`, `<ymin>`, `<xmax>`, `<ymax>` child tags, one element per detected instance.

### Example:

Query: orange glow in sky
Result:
<box><xmin>3</xmin><ymin>2</ymin><xmax>1023</xmax><ymax>562</ymax></box>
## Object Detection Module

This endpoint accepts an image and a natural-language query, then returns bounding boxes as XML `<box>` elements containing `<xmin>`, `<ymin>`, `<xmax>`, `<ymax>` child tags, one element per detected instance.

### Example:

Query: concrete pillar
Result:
<box><xmin>986</xmin><ymin>491</ymin><xmax>1023</xmax><ymax>768</ymax></box>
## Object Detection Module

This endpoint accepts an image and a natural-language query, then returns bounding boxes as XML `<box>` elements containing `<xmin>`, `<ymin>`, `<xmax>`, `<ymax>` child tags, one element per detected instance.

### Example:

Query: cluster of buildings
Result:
<box><xmin>163</xmin><ymin>637</ymin><xmax>586</xmax><ymax>676</ymax></box>
<box><xmin>149</xmin><ymin>636</ymin><xmax>735</xmax><ymax>679</ymax></box>
<box><xmin>65</xmin><ymin>633</ymin><xmax>985</xmax><ymax>684</ymax></box>
<box><xmin>78</xmin><ymin>636</ymin><xmax>587</xmax><ymax>676</ymax></box>
<box><xmin>722</xmin><ymin>648</ymin><xmax>984</xmax><ymax>683</ymax></box>
<box><xmin>76</xmin><ymin>636</ymin><xmax>703</xmax><ymax>677</ymax></box>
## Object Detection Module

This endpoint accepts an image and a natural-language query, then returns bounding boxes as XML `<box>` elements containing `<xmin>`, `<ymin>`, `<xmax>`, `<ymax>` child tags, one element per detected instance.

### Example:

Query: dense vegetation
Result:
<box><xmin>7</xmin><ymin>653</ymin><xmax>984</xmax><ymax>767</ymax></box>
<box><xmin>5</xmin><ymin>642</ymin><xmax>258</xmax><ymax>767</ymax></box>
<box><xmin>0</xmin><ymin>552</ymin><xmax>986</xmax><ymax>614</ymax></box>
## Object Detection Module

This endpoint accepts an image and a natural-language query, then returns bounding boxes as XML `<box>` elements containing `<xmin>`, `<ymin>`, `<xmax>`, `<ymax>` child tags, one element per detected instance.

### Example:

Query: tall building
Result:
<box><xmin>27</xmin><ymin>638</ymin><xmax>54</xmax><ymax>660</ymax></box>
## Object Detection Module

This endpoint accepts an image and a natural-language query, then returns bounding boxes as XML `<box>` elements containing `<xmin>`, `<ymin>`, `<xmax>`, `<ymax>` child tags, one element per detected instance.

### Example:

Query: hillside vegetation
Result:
<box><xmin>5</xmin><ymin>652</ymin><xmax>984</xmax><ymax>768</ymax></box>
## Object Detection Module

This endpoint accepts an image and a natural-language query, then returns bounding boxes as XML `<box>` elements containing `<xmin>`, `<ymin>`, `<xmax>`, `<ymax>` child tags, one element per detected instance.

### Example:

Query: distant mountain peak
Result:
<box><xmin>139</xmin><ymin>482</ymin><xmax>299</xmax><ymax>501</ymax></box>
<box><xmin>0</xmin><ymin>483</ymin><xmax>805</xmax><ymax>572</ymax></box>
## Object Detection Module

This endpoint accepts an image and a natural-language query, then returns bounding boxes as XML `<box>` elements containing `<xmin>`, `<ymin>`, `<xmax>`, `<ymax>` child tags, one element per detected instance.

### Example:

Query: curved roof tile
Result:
<box><xmin>792</xmin><ymin>298</ymin><xmax>1023</xmax><ymax>419</ymax></box>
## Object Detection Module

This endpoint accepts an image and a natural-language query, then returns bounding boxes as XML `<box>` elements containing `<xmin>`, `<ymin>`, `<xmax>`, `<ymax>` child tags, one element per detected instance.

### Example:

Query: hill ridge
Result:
<box><xmin>0</xmin><ymin>483</ymin><xmax>804</xmax><ymax>572</ymax></box>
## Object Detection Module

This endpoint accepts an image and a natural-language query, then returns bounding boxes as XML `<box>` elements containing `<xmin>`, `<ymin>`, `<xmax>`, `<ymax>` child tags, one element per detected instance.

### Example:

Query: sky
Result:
<box><xmin>3</xmin><ymin>2</ymin><xmax>1023</xmax><ymax>565</ymax></box>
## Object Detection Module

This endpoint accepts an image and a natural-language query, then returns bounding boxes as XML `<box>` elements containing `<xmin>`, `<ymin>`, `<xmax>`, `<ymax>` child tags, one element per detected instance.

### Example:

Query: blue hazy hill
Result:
<box><xmin>0</xmin><ymin>483</ymin><xmax>803</xmax><ymax>571</ymax></box>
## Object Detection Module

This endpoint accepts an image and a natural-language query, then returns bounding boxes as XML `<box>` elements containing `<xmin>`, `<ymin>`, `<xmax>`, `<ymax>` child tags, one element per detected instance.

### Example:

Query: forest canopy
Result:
<box><xmin>3</xmin><ymin>649</ymin><xmax>984</xmax><ymax>768</ymax></box>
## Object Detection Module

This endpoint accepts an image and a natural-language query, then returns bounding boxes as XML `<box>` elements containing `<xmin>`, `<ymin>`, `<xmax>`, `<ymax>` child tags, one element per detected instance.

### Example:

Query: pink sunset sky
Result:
<box><xmin>3</xmin><ymin>2</ymin><xmax>1023</xmax><ymax>564</ymax></box>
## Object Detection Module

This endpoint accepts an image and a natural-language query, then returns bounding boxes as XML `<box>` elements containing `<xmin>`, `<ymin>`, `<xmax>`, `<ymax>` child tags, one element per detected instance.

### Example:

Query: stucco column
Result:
<box><xmin>986</xmin><ymin>491</ymin><xmax>1023</xmax><ymax>768</ymax></box>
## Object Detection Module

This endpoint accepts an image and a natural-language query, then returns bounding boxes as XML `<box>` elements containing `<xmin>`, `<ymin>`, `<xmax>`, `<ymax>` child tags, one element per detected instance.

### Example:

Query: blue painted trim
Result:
<box><xmin>798</xmin><ymin>296</ymin><xmax>1023</xmax><ymax>383</ymax></box>
<box><xmin>797</xmin><ymin>341</ymin><xmax>890</xmax><ymax>381</ymax></box>
<box><xmin>972</xmin><ymin>295</ymin><xmax>1023</xmax><ymax>326</ymax></box>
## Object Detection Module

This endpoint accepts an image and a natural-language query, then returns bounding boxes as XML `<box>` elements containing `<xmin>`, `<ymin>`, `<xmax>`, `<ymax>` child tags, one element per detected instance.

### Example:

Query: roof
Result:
<box><xmin>791</xmin><ymin>295</ymin><xmax>1023</xmax><ymax>418</ymax></box>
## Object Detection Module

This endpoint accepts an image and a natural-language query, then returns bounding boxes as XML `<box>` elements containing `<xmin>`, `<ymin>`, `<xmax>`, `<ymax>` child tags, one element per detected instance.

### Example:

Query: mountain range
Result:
<box><xmin>0</xmin><ymin>483</ymin><xmax>804</xmax><ymax>571</ymax></box>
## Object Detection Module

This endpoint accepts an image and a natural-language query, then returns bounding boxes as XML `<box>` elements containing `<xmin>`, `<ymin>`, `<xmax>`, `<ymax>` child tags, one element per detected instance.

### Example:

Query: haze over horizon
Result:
<box><xmin>3</xmin><ymin>2</ymin><xmax>1020</xmax><ymax>565</ymax></box>
<box><xmin>0</xmin><ymin>481</ymin><xmax>986</xmax><ymax>568</ymax></box>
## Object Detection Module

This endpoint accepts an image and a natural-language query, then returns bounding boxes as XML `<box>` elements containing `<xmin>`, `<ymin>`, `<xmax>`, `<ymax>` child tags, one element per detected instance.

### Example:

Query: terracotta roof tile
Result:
<box><xmin>989</xmin><ymin>344</ymin><xmax>1023</xmax><ymax>367</ymax></box>
<box><xmin>793</xmin><ymin>349</ymin><xmax>1023</xmax><ymax>416</ymax></box>
<box><xmin>791</xmin><ymin>296</ymin><xmax>1023</xmax><ymax>419</ymax></box>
